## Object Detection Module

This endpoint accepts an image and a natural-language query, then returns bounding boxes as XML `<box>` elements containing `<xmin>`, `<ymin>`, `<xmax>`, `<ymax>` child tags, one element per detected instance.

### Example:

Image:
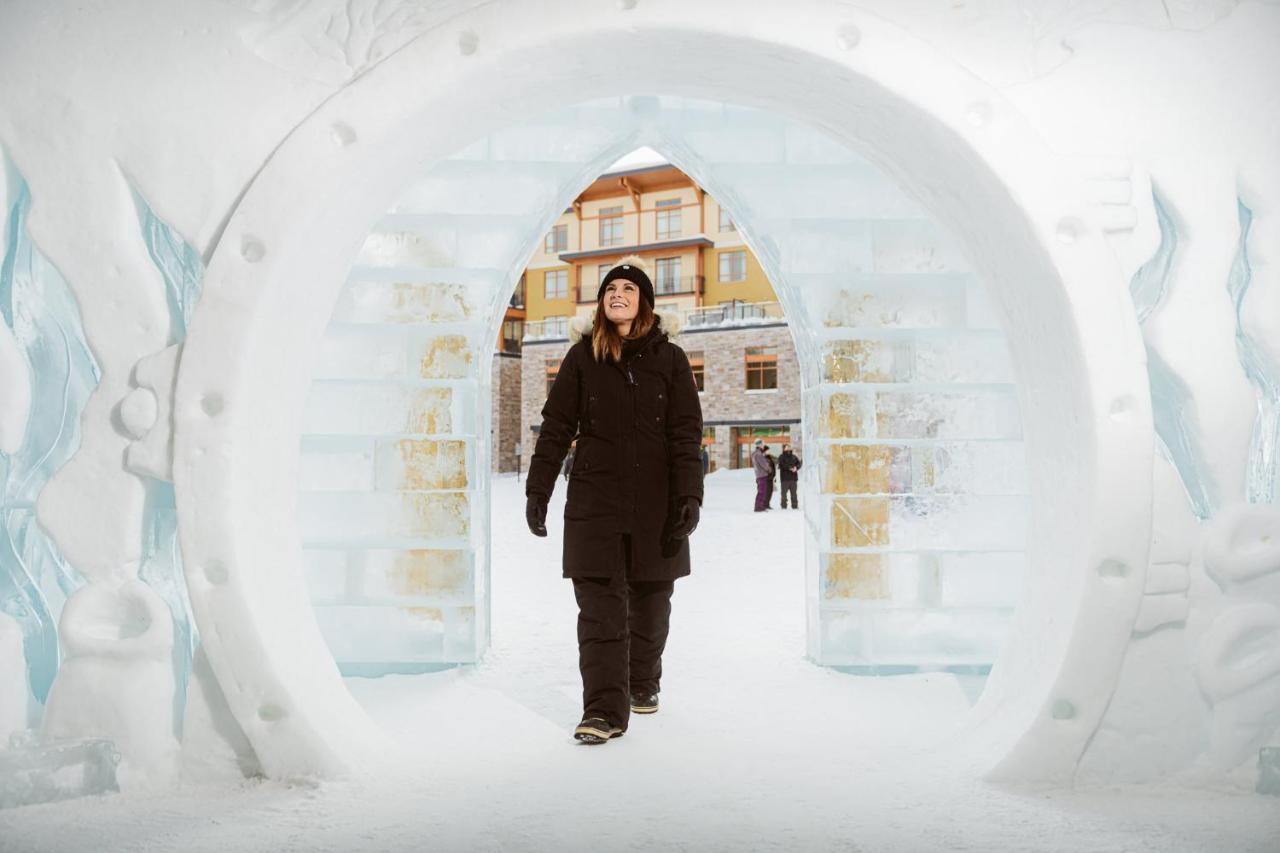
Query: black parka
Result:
<box><xmin>777</xmin><ymin>450</ymin><xmax>802</xmax><ymax>482</ymax></box>
<box><xmin>526</xmin><ymin>316</ymin><xmax>704</xmax><ymax>580</ymax></box>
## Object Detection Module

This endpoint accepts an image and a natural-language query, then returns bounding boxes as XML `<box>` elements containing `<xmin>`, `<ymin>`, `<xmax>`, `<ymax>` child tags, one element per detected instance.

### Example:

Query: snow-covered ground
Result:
<box><xmin>1</xmin><ymin>469</ymin><xmax>1277</xmax><ymax>852</ymax></box>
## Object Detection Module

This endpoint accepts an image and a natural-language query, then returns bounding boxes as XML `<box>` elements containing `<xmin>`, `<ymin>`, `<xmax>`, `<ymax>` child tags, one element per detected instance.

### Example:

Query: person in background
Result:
<box><xmin>764</xmin><ymin>446</ymin><xmax>777</xmax><ymax>510</ymax></box>
<box><xmin>752</xmin><ymin>440</ymin><xmax>771</xmax><ymax>512</ymax></box>
<box><xmin>777</xmin><ymin>443</ymin><xmax>802</xmax><ymax>509</ymax></box>
<box><xmin>701</xmin><ymin>444</ymin><xmax>710</xmax><ymax>475</ymax></box>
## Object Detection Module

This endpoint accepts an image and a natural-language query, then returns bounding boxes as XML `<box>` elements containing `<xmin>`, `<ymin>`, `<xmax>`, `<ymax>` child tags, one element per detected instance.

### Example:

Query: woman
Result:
<box><xmin>524</xmin><ymin>258</ymin><xmax>704</xmax><ymax>745</ymax></box>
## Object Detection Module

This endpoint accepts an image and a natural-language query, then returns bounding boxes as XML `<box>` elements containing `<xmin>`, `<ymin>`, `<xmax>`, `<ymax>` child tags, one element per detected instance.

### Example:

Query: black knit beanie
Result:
<box><xmin>597</xmin><ymin>262</ymin><xmax>655</xmax><ymax>308</ymax></box>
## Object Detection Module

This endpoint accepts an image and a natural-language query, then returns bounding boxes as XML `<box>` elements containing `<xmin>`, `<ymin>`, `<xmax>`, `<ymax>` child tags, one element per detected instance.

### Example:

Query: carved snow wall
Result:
<box><xmin>0</xmin><ymin>0</ymin><xmax>1276</xmax><ymax>790</ymax></box>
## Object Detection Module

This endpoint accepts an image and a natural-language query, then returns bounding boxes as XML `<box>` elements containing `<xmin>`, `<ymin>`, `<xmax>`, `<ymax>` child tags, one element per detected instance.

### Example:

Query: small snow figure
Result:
<box><xmin>778</xmin><ymin>444</ymin><xmax>802</xmax><ymax>509</ymax></box>
<box><xmin>524</xmin><ymin>257</ymin><xmax>704</xmax><ymax>745</ymax></box>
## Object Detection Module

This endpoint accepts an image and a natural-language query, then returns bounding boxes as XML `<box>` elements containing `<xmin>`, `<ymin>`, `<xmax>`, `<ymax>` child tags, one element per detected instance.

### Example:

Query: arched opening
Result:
<box><xmin>173</xmin><ymin>6</ymin><xmax>1152</xmax><ymax>782</ymax></box>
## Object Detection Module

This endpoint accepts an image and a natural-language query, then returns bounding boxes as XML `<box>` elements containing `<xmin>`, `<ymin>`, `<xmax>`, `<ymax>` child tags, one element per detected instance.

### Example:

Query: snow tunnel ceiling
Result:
<box><xmin>1</xmin><ymin>0</ymin><xmax>1278</xmax><ymax>792</ymax></box>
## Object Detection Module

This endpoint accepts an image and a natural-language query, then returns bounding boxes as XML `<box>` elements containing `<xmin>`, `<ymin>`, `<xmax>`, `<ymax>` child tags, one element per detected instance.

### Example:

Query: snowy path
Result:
<box><xmin>2</xmin><ymin>470</ymin><xmax>1277</xmax><ymax>852</ymax></box>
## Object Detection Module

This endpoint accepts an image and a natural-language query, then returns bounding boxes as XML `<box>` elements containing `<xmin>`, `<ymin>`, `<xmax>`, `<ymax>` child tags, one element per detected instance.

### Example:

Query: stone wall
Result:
<box><xmin>490</xmin><ymin>352</ymin><xmax>522</xmax><ymax>473</ymax></box>
<box><xmin>518</xmin><ymin>324</ymin><xmax>803</xmax><ymax>474</ymax></box>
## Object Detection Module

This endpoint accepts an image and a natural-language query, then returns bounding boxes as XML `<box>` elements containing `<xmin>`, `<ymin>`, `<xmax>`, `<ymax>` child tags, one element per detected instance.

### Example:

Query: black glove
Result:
<box><xmin>526</xmin><ymin>493</ymin><xmax>548</xmax><ymax>537</ymax></box>
<box><xmin>668</xmin><ymin>496</ymin><xmax>700</xmax><ymax>539</ymax></box>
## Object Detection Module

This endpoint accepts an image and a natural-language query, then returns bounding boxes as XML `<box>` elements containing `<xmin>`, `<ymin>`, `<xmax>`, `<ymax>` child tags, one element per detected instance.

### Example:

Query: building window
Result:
<box><xmin>687</xmin><ymin>349</ymin><xmax>705</xmax><ymax>392</ymax></box>
<box><xmin>598</xmin><ymin>263</ymin><xmax>612</xmax><ymax>285</ymax></box>
<box><xmin>501</xmin><ymin>319</ymin><xmax>523</xmax><ymax>354</ymax></box>
<box><xmin>719</xmin><ymin>208</ymin><xmax>735</xmax><ymax>232</ymax></box>
<box><xmin>599</xmin><ymin>206</ymin><xmax>624</xmax><ymax>247</ymax></box>
<box><xmin>745</xmin><ymin>346</ymin><xmax>778</xmax><ymax>390</ymax></box>
<box><xmin>656</xmin><ymin>198</ymin><xmax>682</xmax><ymax>240</ymax></box>
<box><xmin>510</xmin><ymin>274</ymin><xmax>525</xmax><ymax>309</ymax></box>
<box><xmin>544</xmin><ymin>269</ymin><xmax>568</xmax><ymax>300</ymax></box>
<box><xmin>719</xmin><ymin>250</ymin><xmax>747</xmax><ymax>282</ymax></box>
<box><xmin>733</xmin><ymin>426</ymin><xmax>790</xmax><ymax>468</ymax></box>
<box><xmin>655</xmin><ymin>256</ymin><xmax>682</xmax><ymax>295</ymax></box>
<box><xmin>544</xmin><ymin>224</ymin><xmax>568</xmax><ymax>254</ymax></box>
<box><xmin>545</xmin><ymin>357</ymin><xmax>560</xmax><ymax>396</ymax></box>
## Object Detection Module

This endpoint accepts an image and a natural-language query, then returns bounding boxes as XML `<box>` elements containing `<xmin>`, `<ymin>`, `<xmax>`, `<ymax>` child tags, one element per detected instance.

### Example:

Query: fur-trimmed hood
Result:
<box><xmin>568</xmin><ymin>309</ymin><xmax>684</xmax><ymax>344</ymax></box>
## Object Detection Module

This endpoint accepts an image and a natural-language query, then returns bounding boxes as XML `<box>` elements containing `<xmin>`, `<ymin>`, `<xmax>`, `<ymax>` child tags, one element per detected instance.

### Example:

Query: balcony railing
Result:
<box><xmin>523</xmin><ymin>301</ymin><xmax>785</xmax><ymax>342</ymax></box>
<box><xmin>523</xmin><ymin>317</ymin><xmax>571</xmax><ymax>341</ymax></box>
<box><xmin>654</xmin><ymin>275</ymin><xmax>701</xmax><ymax>297</ymax></box>
<box><xmin>685</xmin><ymin>300</ymin><xmax>784</xmax><ymax>329</ymax></box>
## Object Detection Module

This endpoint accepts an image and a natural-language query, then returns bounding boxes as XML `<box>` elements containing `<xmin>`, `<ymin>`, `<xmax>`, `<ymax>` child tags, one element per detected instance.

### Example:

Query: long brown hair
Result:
<box><xmin>591</xmin><ymin>292</ymin><xmax>657</xmax><ymax>363</ymax></box>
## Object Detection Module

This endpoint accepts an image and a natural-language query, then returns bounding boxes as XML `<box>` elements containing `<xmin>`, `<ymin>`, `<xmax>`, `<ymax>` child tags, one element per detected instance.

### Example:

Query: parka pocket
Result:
<box><xmin>640</xmin><ymin>381</ymin><xmax>668</xmax><ymax>430</ymax></box>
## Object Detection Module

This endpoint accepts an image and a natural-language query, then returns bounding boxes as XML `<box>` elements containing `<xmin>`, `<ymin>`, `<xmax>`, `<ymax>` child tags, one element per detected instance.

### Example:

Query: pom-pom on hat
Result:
<box><xmin>597</xmin><ymin>258</ymin><xmax>655</xmax><ymax>308</ymax></box>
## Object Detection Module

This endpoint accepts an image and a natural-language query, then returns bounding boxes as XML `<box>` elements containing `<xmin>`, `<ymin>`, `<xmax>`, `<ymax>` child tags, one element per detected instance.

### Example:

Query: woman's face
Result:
<box><xmin>602</xmin><ymin>279</ymin><xmax>641</xmax><ymax>326</ymax></box>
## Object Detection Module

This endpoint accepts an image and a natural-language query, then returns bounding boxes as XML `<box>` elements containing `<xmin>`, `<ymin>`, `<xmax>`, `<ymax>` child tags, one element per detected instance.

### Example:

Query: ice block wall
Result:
<box><xmin>638</xmin><ymin>101</ymin><xmax>1030</xmax><ymax>671</ymax></box>
<box><xmin>298</xmin><ymin>106</ymin><xmax>638</xmax><ymax>672</ymax></box>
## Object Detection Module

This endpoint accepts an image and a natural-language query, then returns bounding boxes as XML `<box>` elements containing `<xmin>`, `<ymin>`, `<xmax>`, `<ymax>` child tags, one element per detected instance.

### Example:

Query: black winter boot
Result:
<box><xmin>574</xmin><ymin>716</ymin><xmax>624</xmax><ymax>744</ymax></box>
<box><xmin>630</xmin><ymin>692</ymin><xmax>659</xmax><ymax>714</ymax></box>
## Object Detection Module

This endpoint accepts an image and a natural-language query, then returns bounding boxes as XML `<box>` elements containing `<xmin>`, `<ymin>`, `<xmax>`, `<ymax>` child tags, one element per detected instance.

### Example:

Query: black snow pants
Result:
<box><xmin>571</xmin><ymin>534</ymin><xmax>674</xmax><ymax>730</ymax></box>
<box><xmin>781</xmin><ymin>480</ymin><xmax>798</xmax><ymax>508</ymax></box>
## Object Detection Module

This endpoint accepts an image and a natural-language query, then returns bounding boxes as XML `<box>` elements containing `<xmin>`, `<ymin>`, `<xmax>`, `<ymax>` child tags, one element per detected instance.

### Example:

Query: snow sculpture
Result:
<box><xmin>0</xmin><ymin>157</ymin><xmax>98</xmax><ymax>710</ymax></box>
<box><xmin>0</xmin><ymin>0</ymin><xmax>1276</xmax><ymax>791</ymax></box>
<box><xmin>1197</xmin><ymin>504</ymin><xmax>1280</xmax><ymax>772</ymax></box>
<box><xmin>180</xmin><ymin>647</ymin><xmax>260</xmax><ymax>781</ymax></box>
<box><xmin>41</xmin><ymin>579</ymin><xmax>179</xmax><ymax>785</ymax></box>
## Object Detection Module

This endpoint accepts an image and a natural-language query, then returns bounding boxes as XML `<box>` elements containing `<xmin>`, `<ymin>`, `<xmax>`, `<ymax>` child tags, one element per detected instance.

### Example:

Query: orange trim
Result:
<box><xmin>580</xmin><ymin>200</ymin><xmax>700</xmax><ymax>222</ymax></box>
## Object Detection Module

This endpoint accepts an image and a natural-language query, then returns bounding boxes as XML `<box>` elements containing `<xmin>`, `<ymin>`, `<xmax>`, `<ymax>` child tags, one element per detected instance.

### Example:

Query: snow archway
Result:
<box><xmin>172</xmin><ymin>2</ymin><xmax>1151</xmax><ymax>780</ymax></box>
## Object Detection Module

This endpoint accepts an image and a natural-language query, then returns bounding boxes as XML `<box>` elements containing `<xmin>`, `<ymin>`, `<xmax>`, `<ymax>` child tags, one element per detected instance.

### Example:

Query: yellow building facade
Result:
<box><xmin>521</xmin><ymin>163</ymin><xmax>773</xmax><ymax>326</ymax></box>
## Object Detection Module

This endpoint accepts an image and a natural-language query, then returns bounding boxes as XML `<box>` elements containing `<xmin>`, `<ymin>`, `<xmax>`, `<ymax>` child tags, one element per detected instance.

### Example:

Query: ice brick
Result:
<box><xmin>818</xmin><ymin>442</ymin><xmax>1027</xmax><ymax>496</ymax></box>
<box><xmin>298</xmin><ymin>491</ymin><xmax>469</xmax><ymax>546</ymax></box>
<box><xmin>821</xmin><ymin>551</ymin><xmax>1024</xmax><ymax>608</ymax></box>
<box><xmin>0</xmin><ymin>733</ymin><xmax>120</xmax><ymax>809</ymax></box>
<box><xmin>829</xmin><ymin>495</ymin><xmax>1029</xmax><ymax>551</ymax></box>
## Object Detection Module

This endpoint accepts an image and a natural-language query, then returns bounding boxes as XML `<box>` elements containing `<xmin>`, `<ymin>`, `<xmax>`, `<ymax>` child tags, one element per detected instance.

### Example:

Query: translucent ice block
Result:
<box><xmin>331</xmin><ymin>276</ymin><xmax>493</xmax><ymax>325</ymax></box>
<box><xmin>485</xmin><ymin>122</ymin><xmax>628</xmax><ymax>163</ymax></box>
<box><xmin>297</xmin><ymin>491</ymin><xmax>470</xmax><ymax>546</ymax></box>
<box><xmin>302</xmin><ymin>381</ymin><xmax>475</xmax><ymax>437</ymax></box>
<box><xmin>702</xmin><ymin>163</ymin><xmax>925</xmax><ymax>220</ymax></box>
<box><xmin>818</xmin><ymin>606</ymin><xmax>1012</xmax><ymax>668</ymax></box>
<box><xmin>299</xmin><ymin>436</ymin><xmax>377</xmax><ymax>492</ymax></box>
<box><xmin>372</xmin><ymin>215</ymin><xmax>532</xmax><ymax>270</ymax></box>
<box><xmin>372</xmin><ymin>438</ymin><xmax>471</xmax><ymax>491</ymax></box>
<box><xmin>312</xmin><ymin>326</ymin><xmax>480</xmax><ymax>382</ymax></box>
<box><xmin>828</xmin><ymin>494</ymin><xmax>1029</xmax><ymax>551</ymax></box>
<box><xmin>0</xmin><ymin>732</ymin><xmax>120</xmax><ymax>809</ymax></box>
<box><xmin>312</xmin><ymin>604</ymin><xmax>445</xmax><ymax>665</ymax></box>
<box><xmin>873</xmin><ymin>389</ymin><xmax>1022</xmax><ymax>440</ymax></box>
<box><xmin>870</xmin><ymin>219</ymin><xmax>971</xmax><ymax>274</ymax></box>
<box><xmin>1259</xmin><ymin>747</ymin><xmax>1280</xmax><ymax>796</ymax></box>
<box><xmin>386</xmin><ymin>161</ymin><xmax>572</xmax><ymax>217</ymax></box>
<box><xmin>820</xmin><ymin>551</ymin><xmax>1024</xmax><ymax>608</ymax></box>
<box><xmin>818</xmin><ymin>441</ymin><xmax>1027</xmax><ymax>496</ymax></box>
